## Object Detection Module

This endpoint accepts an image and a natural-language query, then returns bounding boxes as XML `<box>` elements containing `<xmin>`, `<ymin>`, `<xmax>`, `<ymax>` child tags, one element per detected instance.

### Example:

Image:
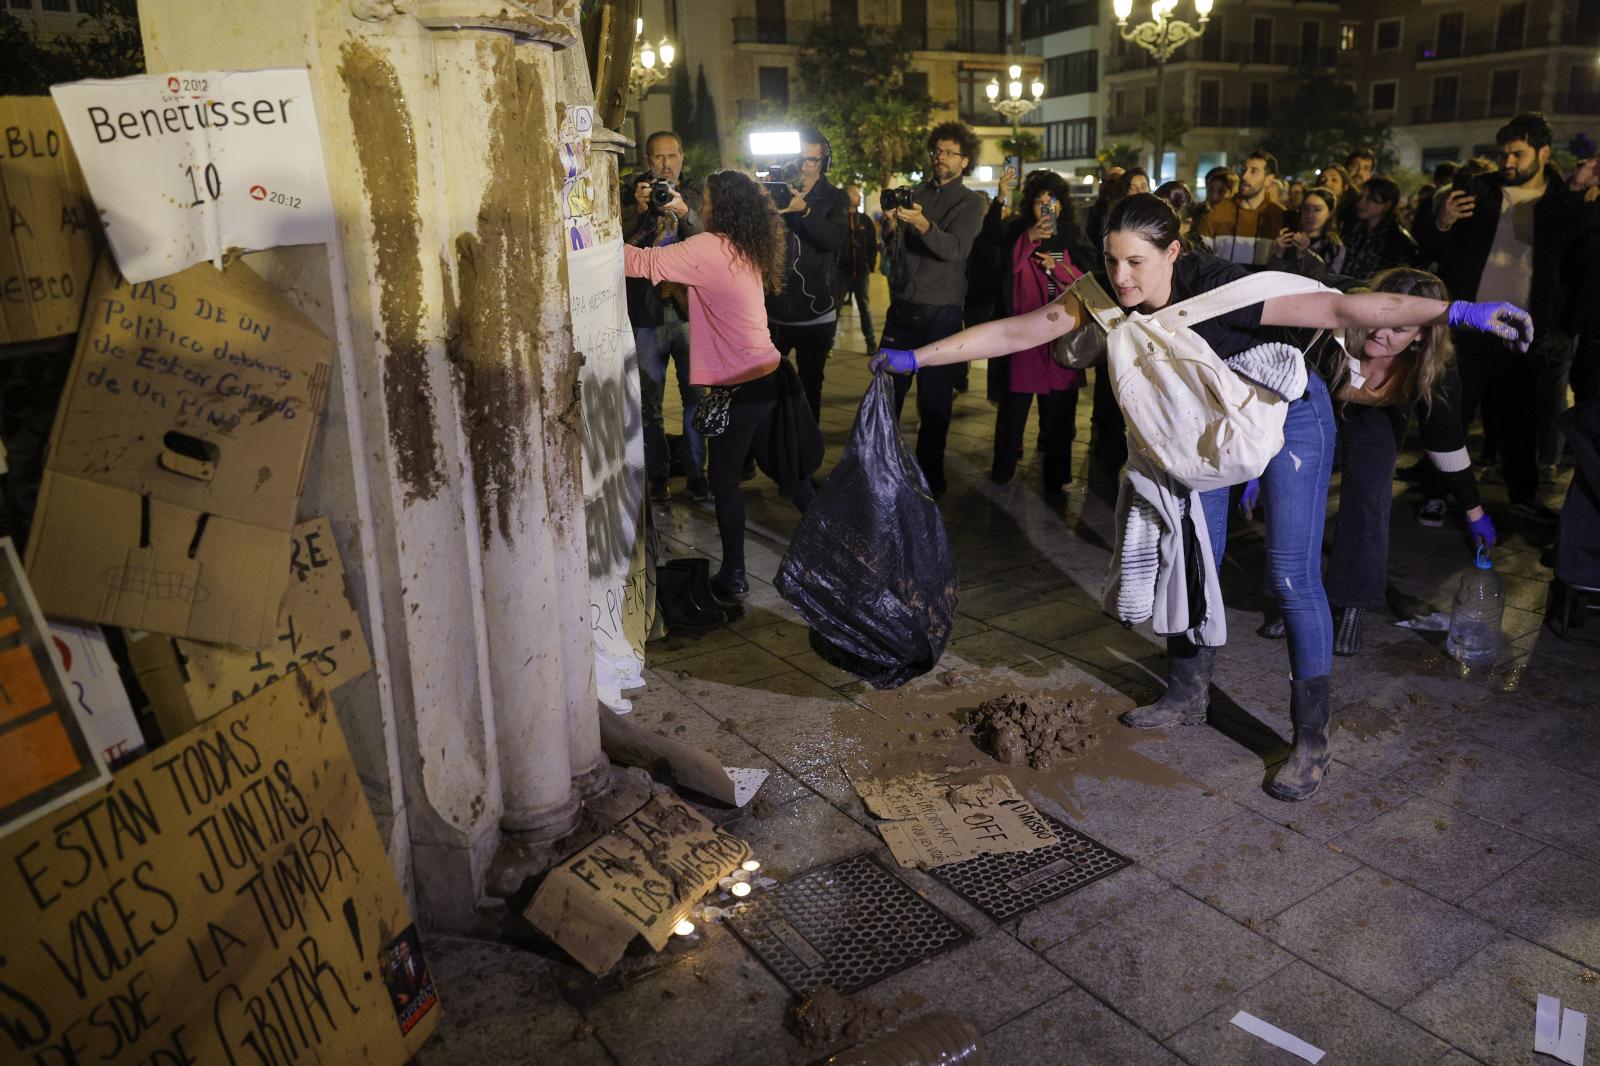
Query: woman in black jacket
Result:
<box><xmin>1340</xmin><ymin>177</ymin><xmax>1417</xmax><ymax>279</ymax></box>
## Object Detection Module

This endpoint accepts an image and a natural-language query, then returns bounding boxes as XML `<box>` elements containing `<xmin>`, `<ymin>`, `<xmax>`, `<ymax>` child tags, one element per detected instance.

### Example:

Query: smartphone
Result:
<box><xmin>1006</xmin><ymin>154</ymin><xmax>1022</xmax><ymax>178</ymax></box>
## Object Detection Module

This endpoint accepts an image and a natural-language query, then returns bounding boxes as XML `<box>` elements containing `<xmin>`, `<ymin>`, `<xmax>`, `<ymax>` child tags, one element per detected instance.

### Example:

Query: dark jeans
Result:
<box><xmin>706</xmin><ymin>369</ymin><xmax>816</xmax><ymax>572</ymax></box>
<box><xmin>1199</xmin><ymin>375</ymin><xmax>1336</xmax><ymax>680</ymax></box>
<box><xmin>884</xmin><ymin>300</ymin><xmax>967</xmax><ymax>494</ymax></box>
<box><xmin>1574</xmin><ymin>334</ymin><xmax>1600</xmax><ymax>408</ymax></box>
<box><xmin>770</xmin><ymin>320</ymin><xmax>837</xmax><ymax>423</ymax></box>
<box><xmin>655</xmin><ymin>312</ymin><xmax>705</xmax><ymax>478</ymax></box>
<box><xmin>1327</xmin><ymin>402</ymin><xmax>1402</xmax><ymax>610</ymax></box>
<box><xmin>992</xmin><ymin>388</ymin><xmax>1080</xmax><ymax>488</ymax></box>
<box><xmin>846</xmin><ymin>277</ymin><xmax>876</xmax><ymax>351</ymax></box>
<box><xmin>636</xmin><ymin>325</ymin><xmax>669</xmax><ymax>481</ymax></box>
<box><xmin>1457</xmin><ymin>329</ymin><xmax>1573</xmax><ymax>502</ymax></box>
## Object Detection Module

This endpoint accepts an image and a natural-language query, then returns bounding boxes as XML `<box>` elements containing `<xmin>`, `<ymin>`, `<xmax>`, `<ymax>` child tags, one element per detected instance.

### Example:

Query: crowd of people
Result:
<box><xmin>620</xmin><ymin>110</ymin><xmax>1599</xmax><ymax>802</ymax></box>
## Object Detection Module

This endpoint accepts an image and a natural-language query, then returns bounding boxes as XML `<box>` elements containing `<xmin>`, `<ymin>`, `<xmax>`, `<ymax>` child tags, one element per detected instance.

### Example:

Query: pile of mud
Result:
<box><xmin>968</xmin><ymin>691</ymin><xmax>1101</xmax><ymax>770</ymax></box>
<box><xmin>786</xmin><ymin>986</ymin><xmax>900</xmax><ymax>1049</ymax></box>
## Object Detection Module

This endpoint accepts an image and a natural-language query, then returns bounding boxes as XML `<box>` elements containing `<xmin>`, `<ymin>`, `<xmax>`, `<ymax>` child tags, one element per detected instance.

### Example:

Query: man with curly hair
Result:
<box><xmin>880</xmin><ymin>119</ymin><xmax>987</xmax><ymax>496</ymax></box>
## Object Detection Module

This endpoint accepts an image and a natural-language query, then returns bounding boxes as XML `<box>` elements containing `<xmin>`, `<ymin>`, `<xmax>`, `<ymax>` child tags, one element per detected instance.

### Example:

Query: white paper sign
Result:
<box><xmin>48</xmin><ymin>623</ymin><xmax>145</xmax><ymax>769</ymax></box>
<box><xmin>1536</xmin><ymin>994</ymin><xmax>1588</xmax><ymax>1066</ymax></box>
<box><xmin>51</xmin><ymin>69</ymin><xmax>335</xmax><ymax>283</ymax></box>
<box><xmin>570</xmin><ymin>238</ymin><xmax>646</xmax><ymax>711</ymax></box>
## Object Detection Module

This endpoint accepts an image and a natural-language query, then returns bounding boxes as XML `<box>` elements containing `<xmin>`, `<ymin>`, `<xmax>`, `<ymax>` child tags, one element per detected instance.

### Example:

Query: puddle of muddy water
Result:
<box><xmin>833</xmin><ymin>667</ymin><xmax>1203</xmax><ymax>821</ymax></box>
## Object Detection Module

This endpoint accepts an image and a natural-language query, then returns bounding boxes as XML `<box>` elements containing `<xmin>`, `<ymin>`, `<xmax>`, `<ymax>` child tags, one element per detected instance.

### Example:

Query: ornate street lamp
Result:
<box><xmin>985</xmin><ymin>62</ymin><xmax>1046</xmax><ymax>144</ymax></box>
<box><xmin>627</xmin><ymin>16</ymin><xmax>676</xmax><ymax>99</ymax></box>
<box><xmin>1114</xmin><ymin>0</ymin><xmax>1213</xmax><ymax>182</ymax></box>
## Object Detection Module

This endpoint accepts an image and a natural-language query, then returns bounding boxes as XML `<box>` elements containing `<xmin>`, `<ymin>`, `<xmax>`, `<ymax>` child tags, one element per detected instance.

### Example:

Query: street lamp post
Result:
<box><xmin>985</xmin><ymin>63</ymin><xmax>1046</xmax><ymax>148</ymax></box>
<box><xmin>627</xmin><ymin>16</ymin><xmax>676</xmax><ymax>151</ymax></box>
<box><xmin>1114</xmin><ymin>0</ymin><xmax>1212</xmax><ymax>183</ymax></box>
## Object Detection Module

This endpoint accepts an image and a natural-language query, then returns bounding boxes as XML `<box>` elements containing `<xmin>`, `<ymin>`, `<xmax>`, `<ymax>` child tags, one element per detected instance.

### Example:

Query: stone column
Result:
<box><xmin>134</xmin><ymin>0</ymin><xmax>609</xmax><ymax>927</ymax></box>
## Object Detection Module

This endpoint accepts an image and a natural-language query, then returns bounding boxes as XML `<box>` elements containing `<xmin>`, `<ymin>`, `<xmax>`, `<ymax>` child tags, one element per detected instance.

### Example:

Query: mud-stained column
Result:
<box><xmin>421</xmin><ymin>8</ymin><xmax>597</xmax><ymax>894</ymax></box>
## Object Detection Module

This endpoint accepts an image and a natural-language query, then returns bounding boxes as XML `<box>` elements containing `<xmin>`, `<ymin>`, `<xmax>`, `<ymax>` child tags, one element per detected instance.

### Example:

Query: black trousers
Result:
<box><xmin>1456</xmin><ymin>329</ymin><xmax>1573</xmax><ymax>504</ymax></box>
<box><xmin>992</xmin><ymin>388</ymin><xmax>1080</xmax><ymax>488</ymax></box>
<box><xmin>706</xmin><ymin>370</ymin><xmax>815</xmax><ymax>573</ymax></box>
<box><xmin>1327</xmin><ymin>402</ymin><xmax>1404</xmax><ymax>610</ymax></box>
<box><xmin>884</xmin><ymin>300</ymin><xmax>967</xmax><ymax>495</ymax></box>
<box><xmin>770</xmin><ymin>321</ymin><xmax>837</xmax><ymax>424</ymax></box>
<box><xmin>1090</xmin><ymin>365</ymin><xmax>1126</xmax><ymax>459</ymax></box>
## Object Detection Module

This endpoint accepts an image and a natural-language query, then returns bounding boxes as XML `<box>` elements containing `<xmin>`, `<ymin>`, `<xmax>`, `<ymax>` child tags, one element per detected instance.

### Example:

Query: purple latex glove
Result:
<box><xmin>1238</xmin><ymin>478</ymin><xmax>1261</xmax><ymax>518</ymax></box>
<box><xmin>1468</xmin><ymin>510</ymin><xmax>1497</xmax><ymax>549</ymax></box>
<box><xmin>869</xmin><ymin>347</ymin><xmax>918</xmax><ymax>374</ymax></box>
<box><xmin>1448</xmin><ymin>300</ymin><xmax>1533</xmax><ymax>351</ymax></box>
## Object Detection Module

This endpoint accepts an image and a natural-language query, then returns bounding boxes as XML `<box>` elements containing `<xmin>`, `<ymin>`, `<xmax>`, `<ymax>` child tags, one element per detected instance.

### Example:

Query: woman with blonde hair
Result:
<box><xmin>1320</xmin><ymin>267</ymin><xmax>1495</xmax><ymax>655</ymax></box>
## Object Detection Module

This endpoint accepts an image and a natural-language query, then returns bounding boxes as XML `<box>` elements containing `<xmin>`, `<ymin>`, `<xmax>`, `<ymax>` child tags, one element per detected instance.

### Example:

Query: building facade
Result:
<box><xmin>1100</xmin><ymin>0</ymin><xmax>1600</xmax><ymax>184</ymax></box>
<box><xmin>1023</xmin><ymin>0</ymin><xmax>1106</xmax><ymax>177</ymax></box>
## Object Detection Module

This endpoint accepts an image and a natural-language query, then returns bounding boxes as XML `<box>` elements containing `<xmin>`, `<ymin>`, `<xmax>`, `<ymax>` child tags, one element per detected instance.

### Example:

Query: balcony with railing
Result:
<box><xmin>1552</xmin><ymin>92</ymin><xmax>1600</xmax><ymax>114</ymax></box>
<box><xmin>1413</xmin><ymin>31</ymin><xmax>1541</xmax><ymax>61</ymax></box>
<box><xmin>1192</xmin><ymin>105</ymin><xmax>1270</xmax><ymax>128</ymax></box>
<box><xmin>732</xmin><ymin>19</ymin><xmax>1011</xmax><ymax>53</ymax></box>
<box><xmin>1407</xmin><ymin>94</ymin><xmax>1543</xmax><ymax>124</ymax></box>
<box><xmin>1104</xmin><ymin>42</ymin><xmax>1342</xmax><ymax>75</ymax></box>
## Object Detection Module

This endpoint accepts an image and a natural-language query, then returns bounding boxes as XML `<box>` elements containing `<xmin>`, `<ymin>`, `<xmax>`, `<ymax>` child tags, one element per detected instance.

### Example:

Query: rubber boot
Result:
<box><xmin>1120</xmin><ymin>639</ymin><xmax>1217</xmax><ymax>729</ymax></box>
<box><xmin>1266</xmin><ymin>675</ymin><xmax>1333</xmax><ymax>802</ymax></box>
<box><xmin>656</xmin><ymin>566</ymin><xmax>726</xmax><ymax>631</ymax></box>
<box><xmin>711</xmin><ymin>565</ymin><xmax>748</xmax><ymax>601</ymax></box>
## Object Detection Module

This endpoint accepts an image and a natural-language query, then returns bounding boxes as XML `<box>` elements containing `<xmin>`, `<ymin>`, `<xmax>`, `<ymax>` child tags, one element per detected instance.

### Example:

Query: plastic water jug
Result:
<box><xmin>1447</xmin><ymin>546</ymin><xmax>1503</xmax><ymax>666</ymax></box>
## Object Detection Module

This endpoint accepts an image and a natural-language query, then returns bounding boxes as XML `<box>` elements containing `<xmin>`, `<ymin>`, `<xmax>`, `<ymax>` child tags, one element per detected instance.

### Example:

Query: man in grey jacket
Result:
<box><xmin>881</xmin><ymin>120</ymin><xmax>987</xmax><ymax>497</ymax></box>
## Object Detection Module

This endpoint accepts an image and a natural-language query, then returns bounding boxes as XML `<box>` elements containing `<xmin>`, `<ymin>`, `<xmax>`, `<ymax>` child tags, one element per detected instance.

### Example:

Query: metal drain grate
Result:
<box><xmin>727</xmin><ymin>853</ymin><xmax>967</xmax><ymax>996</ymax></box>
<box><xmin>929</xmin><ymin>815</ymin><xmax>1131</xmax><ymax>923</ymax></box>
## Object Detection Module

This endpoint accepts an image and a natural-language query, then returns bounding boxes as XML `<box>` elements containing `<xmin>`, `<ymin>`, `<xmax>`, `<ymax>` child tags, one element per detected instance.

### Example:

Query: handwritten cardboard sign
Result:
<box><xmin>49</xmin><ymin>621</ymin><xmax>147</xmax><ymax>770</ymax></box>
<box><xmin>0</xmin><ymin>95</ymin><xmax>100</xmax><ymax>343</ymax></box>
<box><xmin>24</xmin><ymin>255</ymin><xmax>332</xmax><ymax>648</ymax></box>
<box><xmin>570</xmin><ymin>239</ymin><xmax>647</xmax><ymax>711</ymax></box>
<box><xmin>0</xmin><ymin>538</ymin><xmax>110</xmax><ymax>837</ymax></box>
<box><xmin>50</xmin><ymin>70</ymin><xmax>335</xmax><ymax>283</ymax></box>
<box><xmin>525</xmin><ymin>793</ymin><xmax>750</xmax><ymax>976</ymax></box>
<box><xmin>0</xmin><ymin>673</ymin><xmax>441</xmax><ymax>1064</ymax></box>
<box><xmin>852</xmin><ymin>772</ymin><xmax>1061</xmax><ymax>869</ymax></box>
<box><xmin>128</xmin><ymin>516</ymin><xmax>373</xmax><ymax>741</ymax></box>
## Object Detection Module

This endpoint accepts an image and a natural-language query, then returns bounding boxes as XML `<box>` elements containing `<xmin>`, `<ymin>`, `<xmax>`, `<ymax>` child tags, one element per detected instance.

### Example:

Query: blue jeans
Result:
<box><xmin>643</xmin><ymin>311</ymin><xmax>705</xmax><ymax>479</ymax></box>
<box><xmin>1199</xmin><ymin>373</ymin><xmax>1335</xmax><ymax>680</ymax></box>
<box><xmin>636</xmin><ymin>325</ymin><xmax>669</xmax><ymax>480</ymax></box>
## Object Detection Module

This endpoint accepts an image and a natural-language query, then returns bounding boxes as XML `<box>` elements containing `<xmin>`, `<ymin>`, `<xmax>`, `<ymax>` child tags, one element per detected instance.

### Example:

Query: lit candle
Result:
<box><xmin>673</xmin><ymin>918</ymin><xmax>696</xmax><ymax>936</ymax></box>
<box><xmin>742</xmin><ymin>860</ymin><xmax>761</xmax><ymax>872</ymax></box>
<box><xmin>730</xmin><ymin>882</ymin><xmax>752</xmax><ymax>898</ymax></box>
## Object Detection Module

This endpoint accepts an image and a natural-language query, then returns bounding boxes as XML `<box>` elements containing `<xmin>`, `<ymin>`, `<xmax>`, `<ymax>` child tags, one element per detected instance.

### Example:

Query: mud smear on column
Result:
<box><xmin>832</xmin><ymin>666</ymin><xmax>1200</xmax><ymax>820</ymax></box>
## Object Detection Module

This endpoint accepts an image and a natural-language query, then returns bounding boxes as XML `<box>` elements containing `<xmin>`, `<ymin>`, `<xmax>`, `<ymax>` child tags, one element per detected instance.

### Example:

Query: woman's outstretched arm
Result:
<box><xmin>1260</xmin><ymin>291</ymin><xmax>1532</xmax><ymax>349</ymax></box>
<box><xmin>908</xmin><ymin>292</ymin><xmax>1087</xmax><ymax>367</ymax></box>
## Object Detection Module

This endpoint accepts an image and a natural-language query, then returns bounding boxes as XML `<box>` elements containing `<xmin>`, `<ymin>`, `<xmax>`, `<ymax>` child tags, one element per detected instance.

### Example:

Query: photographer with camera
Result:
<box><xmin>879</xmin><ymin>120</ymin><xmax>988</xmax><ymax>497</ymax></box>
<box><xmin>765</xmin><ymin>129</ymin><xmax>850</xmax><ymax>422</ymax></box>
<box><xmin>623</xmin><ymin>131</ymin><xmax>708</xmax><ymax>501</ymax></box>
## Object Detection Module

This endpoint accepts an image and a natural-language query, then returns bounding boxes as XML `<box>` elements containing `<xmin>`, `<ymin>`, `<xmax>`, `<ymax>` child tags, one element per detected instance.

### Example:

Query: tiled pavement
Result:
<box><xmin>417</xmin><ymin>286</ymin><xmax>1599</xmax><ymax>1065</ymax></box>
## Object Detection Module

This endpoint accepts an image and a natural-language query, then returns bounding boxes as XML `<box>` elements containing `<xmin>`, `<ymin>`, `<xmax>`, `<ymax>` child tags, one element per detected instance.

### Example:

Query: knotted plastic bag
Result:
<box><xmin>775</xmin><ymin>372</ymin><xmax>959</xmax><ymax>688</ymax></box>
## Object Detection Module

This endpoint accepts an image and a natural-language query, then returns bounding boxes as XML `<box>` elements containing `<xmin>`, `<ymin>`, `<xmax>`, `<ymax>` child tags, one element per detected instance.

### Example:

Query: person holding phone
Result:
<box><xmin>989</xmin><ymin>170</ymin><xmax>1095</xmax><ymax>493</ymax></box>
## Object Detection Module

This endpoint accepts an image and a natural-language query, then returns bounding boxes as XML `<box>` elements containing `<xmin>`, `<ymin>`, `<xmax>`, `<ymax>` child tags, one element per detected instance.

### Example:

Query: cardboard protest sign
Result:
<box><xmin>24</xmin><ymin>255</ymin><xmax>333</xmax><ymax>648</ymax></box>
<box><xmin>49</xmin><ymin>621</ymin><xmax>147</xmax><ymax>769</ymax></box>
<box><xmin>0</xmin><ymin>673</ymin><xmax>441</xmax><ymax>1063</ymax></box>
<box><xmin>0</xmin><ymin>96</ymin><xmax>100</xmax><ymax>343</ymax></box>
<box><xmin>570</xmin><ymin>239</ymin><xmax>647</xmax><ymax>711</ymax></box>
<box><xmin>128</xmin><ymin>516</ymin><xmax>373</xmax><ymax>740</ymax></box>
<box><xmin>51</xmin><ymin>69</ymin><xmax>335</xmax><ymax>283</ymax></box>
<box><xmin>526</xmin><ymin>793</ymin><xmax>750</xmax><ymax>976</ymax></box>
<box><xmin>598</xmin><ymin>706</ymin><xmax>768</xmax><ymax>807</ymax></box>
<box><xmin>0</xmin><ymin>538</ymin><xmax>110</xmax><ymax>837</ymax></box>
<box><xmin>852</xmin><ymin>772</ymin><xmax>1060</xmax><ymax>869</ymax></box>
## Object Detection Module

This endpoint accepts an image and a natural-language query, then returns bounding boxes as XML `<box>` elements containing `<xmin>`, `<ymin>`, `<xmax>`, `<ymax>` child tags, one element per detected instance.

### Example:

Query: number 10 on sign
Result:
<box><xmin>186</xmin><ymin>162</ymin><xmax>222</xmax><ymax>206</ymax></box>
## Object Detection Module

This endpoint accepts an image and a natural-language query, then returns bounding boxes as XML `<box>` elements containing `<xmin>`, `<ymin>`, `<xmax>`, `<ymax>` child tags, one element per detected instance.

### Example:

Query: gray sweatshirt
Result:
<box><xmin>888</xmin><ymin>177</ymin><xmax>986</xmax><ymax>308</ymax></box>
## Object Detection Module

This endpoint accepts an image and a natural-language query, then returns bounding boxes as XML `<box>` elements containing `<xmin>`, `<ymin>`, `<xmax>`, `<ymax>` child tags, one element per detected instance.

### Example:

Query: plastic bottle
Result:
<box><xmin>828</xmin><ymin>1015</ymin><xmax>988</xmax><ymax>1066</ymax></box>
<box><xmin>1447</xmin><ymin>545</ymin><xmax>1503</xmax><ymax>666</ymax></box>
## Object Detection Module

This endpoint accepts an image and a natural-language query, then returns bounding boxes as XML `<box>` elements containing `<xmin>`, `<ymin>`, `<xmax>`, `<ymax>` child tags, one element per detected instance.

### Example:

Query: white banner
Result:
<box><xmin>569</xmin><ymin>238</ymin><xmax>646</xmax><ymax>710</ymax></box>
<box><xmin>51</xmin><ymin>69</ymin><xmax>334</xmax><ymax>283</ymax></box>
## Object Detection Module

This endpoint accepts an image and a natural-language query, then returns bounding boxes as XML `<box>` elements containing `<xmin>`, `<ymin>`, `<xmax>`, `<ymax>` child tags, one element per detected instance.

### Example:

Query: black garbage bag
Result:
<box><xmin>775</xmin><ymin>371</ymin><xmax>959</xmax><ymax>688</ymax></box>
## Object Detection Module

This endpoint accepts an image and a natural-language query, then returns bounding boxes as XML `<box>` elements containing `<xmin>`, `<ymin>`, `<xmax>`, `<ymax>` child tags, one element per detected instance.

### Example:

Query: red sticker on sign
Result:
<box><xmin>249</xmin><ymin>185</ymin><xmax>267</xmax><ymax>200</ymax></box>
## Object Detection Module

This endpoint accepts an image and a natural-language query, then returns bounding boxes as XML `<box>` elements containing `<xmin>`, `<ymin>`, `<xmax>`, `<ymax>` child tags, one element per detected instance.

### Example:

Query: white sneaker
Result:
<box><xmin>1417</xmin><ymin>498</ymin><xmax>1446</xmax><ymax>528</ymax></box>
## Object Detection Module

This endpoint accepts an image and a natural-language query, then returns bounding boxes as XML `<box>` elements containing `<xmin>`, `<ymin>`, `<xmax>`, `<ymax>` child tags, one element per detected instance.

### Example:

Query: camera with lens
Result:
<box><xmin>762</xmin><ymin>159</ymin><xmax>804</xmax><ymax>209</ymax></box>
<box><xmin>881</xmin><ymin>186</ymin><xmax>918</xmax><ymax>210</ymax></box>
<box><xmin>650</xmin><ymin>178</ymin><xmax>676</xmax><ymax>208</ymax></box>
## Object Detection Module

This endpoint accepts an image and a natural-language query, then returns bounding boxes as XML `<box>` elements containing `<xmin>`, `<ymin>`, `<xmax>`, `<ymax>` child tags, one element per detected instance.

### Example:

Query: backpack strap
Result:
<box><xmin>1068</xmin><ymin>272</ymin><xmax>1123</xmax><ymax>333</ymax></box>
<box><xmin>1150</xmin><ymin>270</ymin><xmax>1333</xmax><ymax>333</ymax></box>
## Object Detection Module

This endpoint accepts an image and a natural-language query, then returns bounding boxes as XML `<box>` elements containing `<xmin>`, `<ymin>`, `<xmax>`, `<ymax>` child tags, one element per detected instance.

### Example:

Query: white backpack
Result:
<box><xmin>1064</xmin><ymin>270</ymin><xmax>1331</xmax><ymax>492</ymax></box>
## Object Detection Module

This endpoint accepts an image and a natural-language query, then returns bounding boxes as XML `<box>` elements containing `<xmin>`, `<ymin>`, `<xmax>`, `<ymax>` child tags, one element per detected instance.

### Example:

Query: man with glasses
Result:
<box><xmin>767</xmin><ymin>128</ymin><xmax>850</xmax><ymax>422</ymax></box>
<box><xmin>879</xmin><ymin>120</ymin><xmax>987</xmax><ymax>496</ymax></box>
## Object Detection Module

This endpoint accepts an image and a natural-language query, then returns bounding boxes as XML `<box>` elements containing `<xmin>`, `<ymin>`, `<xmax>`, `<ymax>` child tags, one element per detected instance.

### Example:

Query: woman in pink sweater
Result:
<box><xmin>624</xmin><ymin>170</ymin><xmax>811</xmax><ymax>600</ymax></box>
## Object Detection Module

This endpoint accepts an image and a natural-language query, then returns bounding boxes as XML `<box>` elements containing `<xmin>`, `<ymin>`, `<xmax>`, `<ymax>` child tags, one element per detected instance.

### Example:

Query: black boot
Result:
<box><xmin>656</xmin><ymin>566</ymin><xmax>726</xmax><ymax>631</ymax></box>
<box><xmin>1267</xmin><ymin>675</ymin><xmax>1332</xmax><ymax>802</ymax></box>
<box><xmin>1120</xmin><ymin>639</ymin><xmax>1217</xmax><ymax>729</ymax></box>
<box><xmin>711</xmin><ymin>566</ymin><xmax>748</xmax><ymax>601</ymax></box>
<box><xmin>662</xmin><ymin>557</ymin><xmax>735</xmax><ymax>613</ymax></box>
